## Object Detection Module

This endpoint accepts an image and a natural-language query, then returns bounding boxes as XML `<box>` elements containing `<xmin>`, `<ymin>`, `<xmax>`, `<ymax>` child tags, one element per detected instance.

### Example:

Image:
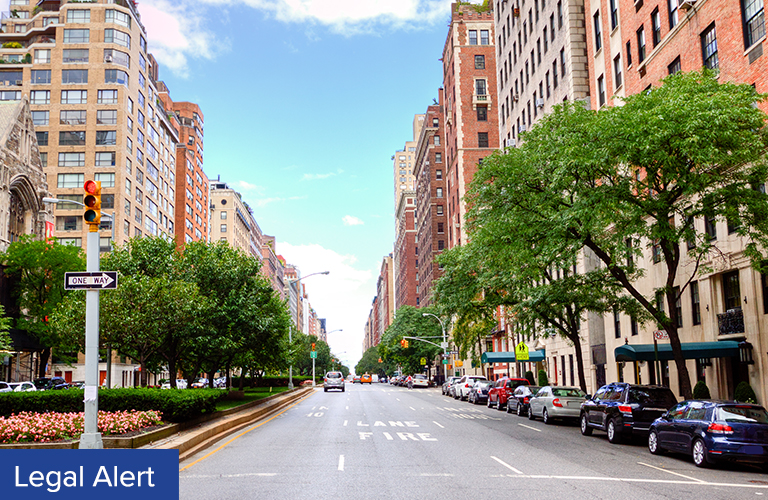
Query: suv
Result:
<box><xmin>33</xmin><ymin>377</ymin><xmax>69</xmax><ymax>391</ymax></box>
<box><xmin>580</xmin><ymin>383</ymin><xmax>677</xmax><ymax>444</ymax></box>
<box><xmin>488</xmin><ymin>377</ymin><xmax>529</xmax><ymax>410</ymax></box>
<box><xmin>323</xmin><ymin>371</ymin><xmax>345</xmax><ymax>392</ymax></box>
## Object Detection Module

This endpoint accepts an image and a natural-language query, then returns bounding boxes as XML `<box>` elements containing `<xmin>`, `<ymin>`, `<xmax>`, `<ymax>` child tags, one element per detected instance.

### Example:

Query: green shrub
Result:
<box><xmin>0</xmin><ymin>388</ymin><xmax>225</xmax><ymax>423</ymax></box>
<box><xmin>734</xmin><ymin>381</ymin><xmax>757</xmax><ymax>403</ymax></box>
<box><xmin>692</xmin><ymin>380</ymin><xmax>711</xmax><ymax>399</ymax></box>
<box><xmin>537</xmin><ymin>369</ymin><xmax>549</xmax><ymax>386</ymax></box>
<box><xmin>2</xmin><ymin>42</ymin><xmax>22</xmax><ymax>49</ymax></box>
<box><xmin>524</xmin><ymin>371</ymin><xmax>535</xmax><ymax>385</ymax></box>
<box><xmin>230</xmin><ymin>375</ymin><xmax>314</xmax><ymax>388</ymax></box>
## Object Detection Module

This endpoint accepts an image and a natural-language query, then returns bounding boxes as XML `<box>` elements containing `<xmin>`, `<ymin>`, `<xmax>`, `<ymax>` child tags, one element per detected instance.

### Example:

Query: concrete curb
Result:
<box><xmin>0</xmin><ymin>387</ymin><xmax>314</xmax><ymax>453</ymax></box>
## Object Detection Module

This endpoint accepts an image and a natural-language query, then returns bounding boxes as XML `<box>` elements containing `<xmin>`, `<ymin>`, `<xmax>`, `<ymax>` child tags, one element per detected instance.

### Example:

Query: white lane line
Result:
<box><xmin>433</xmin><ymin>421</ymin><xmax>445</xmax><ymax>429</ymax></box>
<box><xmin>396</xmin><ymin>398</ymin><xmax>401</xmax><ymax>401</ymax></box>
<box><xmin>346</xmin><ymin>406</ymin><xmax>349</xmax><ymax>410</ymax></box>
<box><xmin>501</xmin><ymin>475</ymin><xmax>768</xmax><ymax>489</ymax></box>
<box><xmin>338</xmin><ymin>455</ymin><xmax>345</xmax><ymax>471</ymax></box>
<box><xmin>343</xmin><ymin>420</ymin><xmax>348</xmax><ymax>427</ymax></box>
<box><xmin>420</xmin><ymin>473</ymin><xmax>453</xmax><ymax>477</ymax></box>
<box><xmin>410</xmin><ymin>406</ymin><xmax>417</xmax><ymax>411</ymax></box>
<box><xmin>517</xmin><ymin>423</ymin><xmax>541</xmax><ymax>432</ymax></box>
<box><xmin>637</xmin><ymin>462</ymin><xmax>706</xmax><ymax>483</ymax></box>
<box><xmin>491</xmin><ymin>456</ymin><xmax>523</xmax><ymax>475</ymax></box>
<box><xmin>182</xmin><ymin>473</ymin><xmax>277</xmax><ymax>479</ymax></box>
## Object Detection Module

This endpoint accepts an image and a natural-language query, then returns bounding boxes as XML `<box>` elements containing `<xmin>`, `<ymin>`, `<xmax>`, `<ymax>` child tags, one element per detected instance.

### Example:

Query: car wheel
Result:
<box><xmin>517</xmin><ymin>403</ymin><xmax>523</xmax><ymax>417</ymax></box>
<box><xmin>692</xmin><ymin>439</ymin><xmax>709</xmax><ymax>468</ymax></box>
<box><xmin>324</xmin><ymin>388</ymin><xmax>328</xmax><ymax>392</ymax></box>
<box><xmin>648</xmin><ymin>430</ymin><xmax>663</xmax><ymax>455</ymax></box>
<box><xmin>542</xmin><ymin>408</ymin><xmax>551</xmax><ymax>425</ymax></box>
<box><xmin>342</xmin><ymin>387</ymin><xmax>345</xmax><ymax>392</ymax></box>
<box><xmin>497</xmin><ymin>399</ymin><xmax>505</xmax><ymax>411</ymax></box>
<box><xmin>580</xmin><ymin>413</ymin><xmax>593</xmax><ymax>436</ymax></box>
<box><xmin>528</xmin><ymin>406</ymin><xmax>536</xmax><ymax>421</ymax></box>
<box><xmin>607</xmin><ymin>418</ymin><xmax>622</xmax><ymax>444</ymax></box>
<box><xmin>487</xmin><ymin>397</ymin><xmax>493</xmax><ymax>408</ymax></box>
<box><xmin>506</xmin><ymin>402</ymin><xmax>512</xmax><ymax>413</ymax></box>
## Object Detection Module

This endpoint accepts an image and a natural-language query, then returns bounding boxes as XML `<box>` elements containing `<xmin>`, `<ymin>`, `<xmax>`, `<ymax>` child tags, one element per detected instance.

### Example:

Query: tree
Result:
<box><xmin>356</xmin><ymin>345</ymin><xmax>393</xmax><ymax>377</ymax></box>
<box><xmin>0</xmin><ymin>305</ymin><xmax>11</xmax><ymax>351</ymax></box>
<box><xmin>379</xmin><ymin>306</ymin><xmax>442</xmax><ymax>375</ymax></box>
<box><xmin>466</xmin><ymin>71</ymin><xmax>768</xmax><ymax>399</ymax></box>
<box><xmin>1</xmin><ymin>236</ymin><xmax>85</xmax><ymax>376</ymax></box>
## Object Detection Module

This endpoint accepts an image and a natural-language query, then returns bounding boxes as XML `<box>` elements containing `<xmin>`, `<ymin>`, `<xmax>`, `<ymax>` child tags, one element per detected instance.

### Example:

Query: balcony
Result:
<box><xmin>472</xmin><ymin>93</ymin><xmax>491</xmax><ymax>108</ymax></box>
<box><xmin>717</xmin><ymin>308</ymin><xmax>745</xmax><ymax>335</ymax></box>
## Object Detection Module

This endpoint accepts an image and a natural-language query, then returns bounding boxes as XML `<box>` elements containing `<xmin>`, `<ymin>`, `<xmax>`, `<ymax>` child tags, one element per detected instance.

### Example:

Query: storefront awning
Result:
<box><xmin>614</xmin><ymin>341</ymin><xmax>740</xmax><ymax>362</ymax></box>
<box><xmin>481</xmin><ymin>349</ymin><xmax>546</xmax><ymax>364</ymax></box>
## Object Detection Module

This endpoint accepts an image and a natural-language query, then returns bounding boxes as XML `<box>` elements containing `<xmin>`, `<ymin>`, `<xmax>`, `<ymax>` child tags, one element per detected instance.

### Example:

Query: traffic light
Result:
<box><xmin>83</xmin><ymin>180</ymin><xmax>102</xmax><ymax>231</ymax></box>
<box><xmin>311</xmin><ymin>343</ymin><xmax>316</xmax><ymax>351</ymax></box>
<box><xmin>400</xmin><ymin>339</ymin><xmax>405</xmax><ymax>348</ymax></box>
<box><xmin>404</xmin><ymin>339</ymin><xmax>409</xmax><ymax>348</ymax></box>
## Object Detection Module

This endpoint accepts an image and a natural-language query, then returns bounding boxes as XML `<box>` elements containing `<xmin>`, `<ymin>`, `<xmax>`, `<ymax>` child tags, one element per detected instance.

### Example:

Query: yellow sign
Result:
<box><xmin>515</xmin><ymin>342</ymin><xmax>530</xmax><ymax>361</ymax></box>
<box><xmin>420</xmin><ymin>357</ymin><xmax>427</xmax><ymax>365</ymax></box>
<box><xmin>456</xmin><ymin>360</ymin><xmax>464</xmax><ymax>367</ymax></box>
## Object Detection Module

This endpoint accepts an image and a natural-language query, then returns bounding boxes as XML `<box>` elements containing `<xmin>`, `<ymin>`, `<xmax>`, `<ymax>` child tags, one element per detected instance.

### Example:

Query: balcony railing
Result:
<box><xmin>717</xmin><ymin>308</ymin><xmax>745</xmax><ymax>335</ymax></box>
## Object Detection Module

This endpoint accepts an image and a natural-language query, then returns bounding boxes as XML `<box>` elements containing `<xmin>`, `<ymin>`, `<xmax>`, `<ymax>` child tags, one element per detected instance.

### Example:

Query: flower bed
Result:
<box><xmin>0</xmin><ymin>410</ymin><xmax>163</xmax><ymax>444</ymax></box>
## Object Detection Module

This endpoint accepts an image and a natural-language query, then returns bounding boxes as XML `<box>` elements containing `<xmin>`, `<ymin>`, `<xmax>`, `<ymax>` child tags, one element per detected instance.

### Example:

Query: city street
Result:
<box><xmin>179</xmin><ymin>384</ymin><xmax>768</xmax><ymax>499</ymax></box>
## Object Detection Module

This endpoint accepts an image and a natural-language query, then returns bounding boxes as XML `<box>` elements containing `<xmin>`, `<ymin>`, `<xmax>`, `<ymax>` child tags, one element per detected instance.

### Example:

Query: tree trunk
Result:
<box><xmin>570</xmin><ymin>332</ymin><xmax>588</xmax><ymax>393</ymax></box>
<box><xmin>140</xmin><ymin>355</ymin><xmax>148</xmax><ymax>387</ymax></box>
<box><xmin>37</xmin><ymin>347</ymin><xmax>51</xmax><ymax>378</ymax></box>
<box><xmin>169</xmin><ymin>357</ymin><xmax>177</xmax><ymax>389</ymax></box>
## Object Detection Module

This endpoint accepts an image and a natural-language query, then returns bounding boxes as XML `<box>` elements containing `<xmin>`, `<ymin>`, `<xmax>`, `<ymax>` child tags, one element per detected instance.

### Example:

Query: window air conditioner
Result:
<box><xmin>536</xmin><ymin>98</ymin><xmax>544</xmax><ymax>108</ymax></box>
<box><xmin>105</xmin><ymin>55</ymin><xmax>113</xmax><ymax>63</ymax></box>
<box><xmin>506</xmin><ymin>138</ymin><xmax>516</xmax><ymax>147</ymax></box>
<box><xmin>14</xmin><ymin>80</ymin><xmax>22</xmax><ymax>86</ymax></box>
<box><xmin>518</xmin><ymin>124</ymin><xmax>527</xmax><ymax>133</ymax></box>
<box><xmin>679</xmin><ymin>0</ymin><xmax>696</xmax><ymax>10</ymax></box>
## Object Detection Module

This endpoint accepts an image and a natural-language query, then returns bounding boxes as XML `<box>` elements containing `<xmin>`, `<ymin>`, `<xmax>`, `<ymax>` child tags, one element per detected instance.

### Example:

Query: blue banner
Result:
<box><xmin>0</xmin><ymin>450</ymin><xmax>178</xmax><ymax>499</ymax></box>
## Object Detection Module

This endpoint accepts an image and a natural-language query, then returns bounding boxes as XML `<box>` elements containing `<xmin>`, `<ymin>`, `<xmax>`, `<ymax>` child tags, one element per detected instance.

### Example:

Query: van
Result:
<box><xmin>371</xmin><ymin>374</ymin><xmax>379</xmax><ymax>383</ymax></box>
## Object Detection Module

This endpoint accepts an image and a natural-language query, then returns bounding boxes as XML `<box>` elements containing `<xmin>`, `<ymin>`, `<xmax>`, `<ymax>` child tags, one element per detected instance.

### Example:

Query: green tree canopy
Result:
<box><xmin>379</xmin><ymin>306</ymin><xmax>443</xmax><ymax>375</ymax></box>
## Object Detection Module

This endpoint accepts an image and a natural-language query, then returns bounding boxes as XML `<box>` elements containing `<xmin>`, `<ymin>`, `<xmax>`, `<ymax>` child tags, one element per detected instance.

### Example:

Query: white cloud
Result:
<box><xmin>278</xmin><ymin>242</ymin><xmax>375</xmax><ymax>368</ymax></box>
<box><xmin>138</xmin><ymin>0</ymin><xmax>452</xmax><ymax>76</ymax></box>
<box><xmin>301</xmin><ymin>169</ymin><xmax>343</xmax><ymax>181</ymax></box>
<box><xmin>249</xmin><ymin>195</ymin><xmax>305</xmax><ymax>207</ymax></box>
<box><xmin>230</xmin><ymin>180</ymin><xmax>264</xmax><ymax>192</ymax></box>
<box><xmin>342</xmin><ymin>215</ymin><xmax>364</xmax><ymax>226</ymax></box>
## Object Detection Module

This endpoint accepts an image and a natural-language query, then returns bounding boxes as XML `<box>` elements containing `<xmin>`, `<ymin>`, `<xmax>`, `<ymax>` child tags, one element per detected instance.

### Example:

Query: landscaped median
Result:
<box><xmin>0</xmin><ymin>386</ymin><xmax>313</xmax><ymax>452</ymax></box>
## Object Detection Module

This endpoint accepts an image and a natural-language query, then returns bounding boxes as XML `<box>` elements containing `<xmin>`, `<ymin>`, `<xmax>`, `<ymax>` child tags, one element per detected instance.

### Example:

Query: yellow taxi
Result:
<box><xmin>360</xmin><ymin>373</ymin><xmax>373</xmax><ymax>384</ymax></box>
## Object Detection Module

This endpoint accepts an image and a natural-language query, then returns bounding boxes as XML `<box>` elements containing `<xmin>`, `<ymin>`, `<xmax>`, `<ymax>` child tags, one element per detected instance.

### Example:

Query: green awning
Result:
<box><xmin>614</xmin><ymin>341</ymin><xmax>740</xmax><ymax>362</ymax></box>
<box><xmin>482</xmin><ymin>349</ymin><xmax>546</xmax><ymax>364</ymax></box>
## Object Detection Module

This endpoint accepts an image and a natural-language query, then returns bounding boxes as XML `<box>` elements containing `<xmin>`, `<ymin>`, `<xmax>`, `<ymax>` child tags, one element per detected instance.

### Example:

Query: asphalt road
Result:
<box><xmin>179</xmin><ymin>384</ymin><xmax>768</xmax><ymax>500</ymax></box>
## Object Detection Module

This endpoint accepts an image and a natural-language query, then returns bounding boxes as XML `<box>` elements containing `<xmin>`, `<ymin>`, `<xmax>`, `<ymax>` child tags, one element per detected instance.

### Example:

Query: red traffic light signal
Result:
<box><xmin>311</xmin><ymin>343</ymin><xmax>316</xmax><ymax>351</ymax></box>
<box><xmin>83</xmin><ymin>180</ymin><xmax>101</xmax><ymax>230</ymax></box>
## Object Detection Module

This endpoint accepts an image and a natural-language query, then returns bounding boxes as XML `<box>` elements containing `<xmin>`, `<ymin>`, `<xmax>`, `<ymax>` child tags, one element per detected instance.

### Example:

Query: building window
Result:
<box><xmin>105</xmin><ymin>69</ymin><xmax>128</xmax><ymax>87</ymax></box>
<box><xmin>475</xmin><ymin>54</ymin><xmax>485</xmax><ymax>69</ymax></box>
<box><xmin>105</xmin><ymin>9</ymin><xmax>131</xmax><ymax>28</ymax></box>
<box><xmin>435</xmin><ymin>169</ymin><xmax>442</xmax><ymax>180</ymax></box>
<box><xmin>594</xmin><ymin>11</ymin><xmax>602</xmax><ymax>52</ymax></box>
<box><xmin>723</xmin><ymin>271</ymin><xmax>741</xmax><ymax>311</ymax></box>
<box><xmin>58</xmin><ymin>152</ymin><xmax>85</xmax><ymax>167</ymax></box>
<box><xmin>98</xmin><ymin>89</ymin><xmax>118</xmax><ymax>104</ymax></box>
<box><xmin>63</xmin><ymin>29</ymin><xmax>89</xmax><ymax>44</ymax></box>
<box><xmin>436</xmin><ymin>205</ymin><xmax>443</xmax><ymax>215</ymax></box>
<box><xmin>436</xmin><ymin>188</ymin><xmax>444</xmax><ymax>198</ymax></box>
<box><xmin>437</xmin><ymin>222</ymin><xmax>444</xmax><ymax>234</ymax></box>
<box><xmin>96</xmin><ymin>131</ymin><xmax>117</xmax><ymax>145</ymax></box>
<box><xmin>631</xmin><ymin>316</ymin><xmax>639</xmax><ymax>336</ymax></box>
<box><xmin>557</xmin><ymin>0</ymin><xmax>563</xmax><ymax>28</ymax></box>
<box><xmin>59</xmin><ymin>131</ymin><xmax>86</xmax><ymax>146</ymax></box>
<box><xmin>667</xmin><ymin>56</ymin><xmax>681</xmax><ymax>75</ymax></box>
<box><xmin>477</xmin><ymin>106</ymin><xmax>487</xmax><ymax>121</ymax></box>
<box><xmin>220</xmin><ymin>224</ymin><xmax>227</xmax><ymax>232</ymax></box>
<box><xmin>63</xmin><ymin>49</ymin><xmax>89</xmax><ymax>64</ymax></box>
<box><xmin>97</xmin><ymin>109</ymin><xmax>118</xmax><ymax>125</ymax></box>
<box><xmin>610</xmin><ymin>0</ymin><xmax>618</xmax><ymax>30</ymax></box>
<box><xmin>669</xmin><ymin>0</ymin><xmax>679</xmax><ymax>29</ymax></box>
<box><xmin>480</xmin><ymin>30</ymin><xmax>490</xmax><ymax>45</ymax></box>
<box><xmin>34</xmin><ymin>49</ymin><xmax>50</xmax><ymax>64</ymax></box>
<box><xmin>57</xmin><ymin>173</ymin><xmax>84</xmax><ymax>188</ymax></box>
<box><xmin>62</xmin><ymin>69</ymin><xmax>88</xmax><ymax>84</ymax></box>
<box><xmin>95</xmin><ymin>152</ymin><xmax>116</xmax><ymax>167</ymax></box>
<box><xmin>104</xmin><ymin>29</ymin><xmax>131</xmax><ymax>49</ymax></box>
<box><xmin>30</xmin><ymin>90</ymin><xmax>50</xmax><ymax>104</ymax></box>
<box><xmin>434</xmin><ymin>135</ymin><xmax>440</xmax><ymax>146</ymax></box>
<box><xmin>31</xmin><ymin>110</ymin><xmax>49</xmax><ymax>126</ymax></box>
<box><xmin>705</xmin><ymin>214</ymin><xmax>717</xmax><ymax>240</ymax></box>
<box><xmin>60</xmin><ymin>110</ymin><xmax>86</xmax><ymax>125</ymax></box>
<box><xmin>438</xmin><ymin>240</ymin><xmax>445</xmax><ymax>250</ymax></box>
<box><xmin>691</xmin><ymin>281</ymin><xmax>701</xmax><ymax>325</ymax></box>
<box><xmin>701</xmin><ymin>23</ymin><xmax>719</xmax><ymax>70</ymax></box>
<box><xmin>553</xmin><ymin>60</ymin><xmax>558</xmax><ymax>87</ymax></box>
<box><xmin>61</xmin><ymin>90</ymin><xmax>87</xmax><ymax>104</ymax></box>
<box><xmin>614</xmin><ymin>307</ymin><xmax>621</xmax><ymax>339</ymax></box>
<box><xmin>637</xmin><ymin>27</ymin><xmax>646</xmax><ymax>63</ymax></box>
<box><xmin>31</xmin><ymin>70</ymin><xmax>51</xmax><ymax>85</ymax></box>
<box><xmin>478</xmin><ymin>132</ymin><xmax>489</xmax><ymax>148</ymax></box>
<box><xmin>66</xmin><ymin>9</ymin><xmax>90</xmax><ymax>23</ymax></box>
<box><xmin>673</xmin><ymin>286</ymin><xmax>683</xmax><ymax>327</ymax></box>
<box><xmin>435</xmin><ymin>152</ymin><xmax>442</xmax><ymax>163</ymax></box>
<box><xmin>597</xmin><ymin>74</ymin><xmax>606</xmax><ymax>107</ymax></box>
<box><xmin>743</xmin><ymin>0</ymin><xmax>765</xmax><ymax>48</ymax></box>
<box><xmin>469</xmin><ymin>30</ymin><xmax>478</xmax><ymax>45</ymax></box>
<box><xmin>652</xmin><ymin>8</ymin><xmax>661</xmax><ymax>47</ymax></box>
<box><xmin>613</xmin><ymin>54</ymin><xmax>623</xmax><ymax>88</ymax></box>
<box><xmin>36</xmin><ymin>131</ymin><xmax>48</xmax><ymax>146</ymax></box>
<box><xmin>560</xmin><ymin>48</ymin><xmax>566</xmax><ymax>76</ymax></box>
<box><xmin>475</xmin><ymin>79</ymin><xmax>487</xmax><ymax>96</ymax></box>
<box><xmin>626</xmin><ymin>41</ymin><xmax>632</xmax><ymax>66</ymax></box>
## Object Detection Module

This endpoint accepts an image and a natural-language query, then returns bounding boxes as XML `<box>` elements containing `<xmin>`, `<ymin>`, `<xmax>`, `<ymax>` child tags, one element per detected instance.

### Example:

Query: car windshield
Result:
<box><xmin>716</xmin><ymin>406</ymin><xmax>768</xmax><ymax>424</ymax></box>
<box><xmin>628</xmin><ymin>387</ymin><xmax>676</xmax><ymax>407</ymax></box>
<box><xmin>552</xmin><ymin>388</ymin><xmax>586</xmax><ymax>397</ymax></box>
<box><xmin>327</xmin><ymin>373</ymin><xmax>342</xmax><ymax>379</ymax></box>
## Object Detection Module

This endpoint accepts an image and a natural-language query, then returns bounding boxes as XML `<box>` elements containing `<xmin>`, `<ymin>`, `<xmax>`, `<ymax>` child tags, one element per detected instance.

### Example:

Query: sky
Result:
<box><xmin>1</xmin><ymin>0</ymin><xmax>456</xmax><ymax>370</ymax></box>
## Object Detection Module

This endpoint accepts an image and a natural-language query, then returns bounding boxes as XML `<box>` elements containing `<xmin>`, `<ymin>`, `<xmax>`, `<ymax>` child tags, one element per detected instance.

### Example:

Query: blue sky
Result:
<box><xmin>2</xmin><ymin>0</ymin><xmax>455</xmax><ymax>369</ymax></box>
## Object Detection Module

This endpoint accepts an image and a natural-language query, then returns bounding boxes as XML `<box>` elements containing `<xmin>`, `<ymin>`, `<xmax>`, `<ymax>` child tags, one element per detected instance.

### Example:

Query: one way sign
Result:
<box><xmin>64</xmin><ymin>271</ymin><xmax>118</xmax><ymax>290</ymax></box>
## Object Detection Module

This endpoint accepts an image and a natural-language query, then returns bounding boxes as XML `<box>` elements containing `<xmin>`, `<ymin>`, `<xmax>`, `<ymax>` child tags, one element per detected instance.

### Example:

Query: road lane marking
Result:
<box><xmin>182</xmin><ymin>473</ymin><xmax>277</xmax><ymax>479</ymax></box>
<box><xmin>410</xmin><ymin>406</ymin><xmax>417</xmax><ymax>411</ymax></box>
<box><xmin>491</xmin><ymin>456</ymin><xmax>523</xmax><ymax>474</ymax></box>
<box><xmin>179</xmin><ymin>389</ymin><xmax>316</xmax><ymax>472</ymax></box>
<box><xmin>500</xmin><ymin>475</ymin><xmax>768</xmax><ymax>490</ymax></box>
<box><xmin>420</xmin><ymin>473</ymin><xmax>453</xmax><ymax>477</ymax></box>
<box><xmin>517</xmin><ymin>423</ymin><xmax>542</xmax><ymax>432</ymax></box>
<box><xmin>343</xmin><ymin>420</ymin><xmax>348</xmax><ymax>426</ymax></box>
<box><xmin>383</xmin><ymin>432</ymin><xmax>393</xmax><ymax>440</ymax></box>
<box><xmin>637</xmin><ymin>462</ymin><xmax>706</xmax><ymax>483</ymax></box>
<box><xmin>338</xmin><ymin>455</ymin><xmax>345</xmax><ymax>471</ymax></box>
<box><xmin>433</xmin><ymin>421</ymin><xmax>445</xmax><ymax>428</ymax></box>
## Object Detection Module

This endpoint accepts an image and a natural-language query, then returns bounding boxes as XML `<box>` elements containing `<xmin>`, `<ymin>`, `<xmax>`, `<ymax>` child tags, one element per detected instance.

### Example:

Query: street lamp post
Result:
<box><xmin>286</xmin><ymin>271</ymin><xmax>329</xmax><ymax>389</ymax></box>
<box><xmin>43</xmin><ymin>197</ymin><xmax>116</xmax><ymax>389</ymax></box>
<box><xmin>423</xmin><ymin>313</ymin><xmax>449</xmax><ymax>384</ymax></box>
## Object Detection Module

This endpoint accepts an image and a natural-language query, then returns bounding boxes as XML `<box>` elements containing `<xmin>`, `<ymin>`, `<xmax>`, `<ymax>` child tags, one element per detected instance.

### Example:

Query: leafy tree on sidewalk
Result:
<box><xmin>0</xmin><ymin>305</ymin><xmax>11</xmax><ymax>351</ymax></box>
<box><xmin>379</xmin><ymin>306</ymin><xmax>442</xmax><ymax>375</ymax></box>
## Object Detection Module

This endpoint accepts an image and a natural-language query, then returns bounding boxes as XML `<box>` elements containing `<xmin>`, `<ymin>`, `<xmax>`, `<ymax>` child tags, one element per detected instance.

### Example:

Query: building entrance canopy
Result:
<box><xmin>614</xmin><ymin>341</ymin><xmax>740</xmax><ymax>362</ymax></box>
<box><xmin>481</xmin><ymin>349</ymin><xmax>546</xmax><ymax>364</ymax></box>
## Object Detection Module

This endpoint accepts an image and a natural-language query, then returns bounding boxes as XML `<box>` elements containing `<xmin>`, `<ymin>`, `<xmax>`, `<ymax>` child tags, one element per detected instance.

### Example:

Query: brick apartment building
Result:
<box><xmin>394</xmin><ymin>190</ymin><xmax>417</xmax><ymax>307</ymax></box>
<box><xmin>442</xmin><ymin>3</ymin><xmax>499</xmax><ymax>249</ymax></box>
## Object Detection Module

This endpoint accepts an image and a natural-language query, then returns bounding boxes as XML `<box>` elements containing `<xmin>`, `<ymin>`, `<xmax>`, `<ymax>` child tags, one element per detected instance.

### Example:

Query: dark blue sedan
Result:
<box><xmin>648</xmin><ymin>400</ymin><xmax>768</xmax><ymax>469</ymax></box>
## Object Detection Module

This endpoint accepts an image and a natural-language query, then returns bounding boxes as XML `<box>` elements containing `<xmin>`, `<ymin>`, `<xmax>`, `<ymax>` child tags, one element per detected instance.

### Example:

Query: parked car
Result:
<box><xmin>410</xmin><ymin>374</ymin><xmax>429</xmax><ymax>388</ymax></box>
<box><xmin>648</xmin><ymin>400</ymin><xmax>768</xmax><ymax>469</ymax></box>
<box><xmin>33</xmin><ymin>377</ymin><xmax>69</xmax><ymax>391</ymax></box>
<box><xmin>161</xmin><ymin>379</ymin><xmax>188</xmax><ymax>390</ymax></box>
<box><xmin>0</xmin><ymin>382</ymin><xmax>11</xmax><ymax>393</ymax></box>
<box><xmin>454</xmin><ymin>375</ymin><xmax>488</xmax><ymax>401</ymax></box>
<box><xmin>323</xmin><ymin>371</ymin><xmax>345</xmax><ymax>392</ymax></box>
<box><xmin>508</xmin><ymin>385</ymin><xmax>541</xmax><ymax>416</ymax></box>
<box><xmin>353</xmin><ymin>376</ymin><xmax>362</xmax><ymax>384</ymax></box>
<box><xmin>528</xmin><ymin>386</ymin><xmax>587</xmax><ymax>424</ymax></box>
<box><xmin>488</xmin><ymin>377</ymin><xmax>530</xmax><ymax>410</ymax></box>
<box><xmin>580</xmin><ymin>382</ymin><xmax>678</xmax><ymax>444</ymax></box>
<box><xmin>10</xmin><ymin>381</ymin><xmax>37</xmax><ymax>392</ymax></box>
<box><xmin>190</xmin><ymin>378</ymin><xmax>209</xmax><ymax>389</ymax></box>
<box><xmin>360</xmin><ymin>373</ymin><xmax>373</xmax><ymax>384</ymax></box>
<box><xmin>468</xmin><ymin>380</ymin><xmax>494</xmax><ymax>405</ymax></box>
<box><xmin>443</xmin><ymin>376</ymin><xmax>461</xmax><ymax>396</ymax></box>
<box><xmin>213</xmin><ymin>377</ymin><xmax>227</xmax><ymax>388</ymax></box>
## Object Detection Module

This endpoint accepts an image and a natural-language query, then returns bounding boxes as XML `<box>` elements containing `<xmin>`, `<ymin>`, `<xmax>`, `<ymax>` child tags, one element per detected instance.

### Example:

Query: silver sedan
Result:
<box><xmin>528</xmin><ymin>386</ymin><xmax>587</xmax><ymax>424</ymax></box>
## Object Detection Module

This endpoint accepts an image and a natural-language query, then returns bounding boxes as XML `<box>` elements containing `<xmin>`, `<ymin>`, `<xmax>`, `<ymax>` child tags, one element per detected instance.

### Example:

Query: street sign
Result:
<box><xmin>515</xmin><ymin>342</ymin><xmax>530</xmax><ymax>361</ymax></box>
<box><xmin>65</xmin><ymin>271</ymin><xmax>118</xmax><ymax>290</ymax></box>
<box><xmin>653</xmin><ymin>330</ymin><xmax>669</xmax><ymax>340</ymax></box>
<box><xmin>420</xmin><ymin>357</ymin><xmax>427</xmax><ymax>366</ymax></box>
<box><xmin>442</xmin><ymin>359</ymin><xmax>449</xmax><ymax>364</ymax></box>
<box><xmin>440</xmin><ymin>342</ymin><xmax>449</xmax><ymax>349</ymax></box>
<box><xmin>310</xmin><ymin>351</ymin><xmax>317</xmax><ymax>359</ymax></box>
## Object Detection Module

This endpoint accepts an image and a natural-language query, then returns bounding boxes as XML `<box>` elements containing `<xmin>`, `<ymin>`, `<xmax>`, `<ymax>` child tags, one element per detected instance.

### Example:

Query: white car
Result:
<box><xmin>410</xmin><ymin>374</ymin><xmax>429</xmax><ymax>388</ymax></box>
<box><xmin>0</xmin><ymin>381</ymin><xmax>11</xmax><ymax>393</ymax></box>
<box><xmin>10</xmin><ymin>381</ymin><xmax>36</xmax><ymax>392</ymax></box>
<box><xmin>453</xmin><ymin>375</ymin><xmax>488</xmax><ymax>401</ymax></box>
<box><xmin>161</xmin><ymin>379</ymin><xmax>188</xmax><ymax>389</ymax></box>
